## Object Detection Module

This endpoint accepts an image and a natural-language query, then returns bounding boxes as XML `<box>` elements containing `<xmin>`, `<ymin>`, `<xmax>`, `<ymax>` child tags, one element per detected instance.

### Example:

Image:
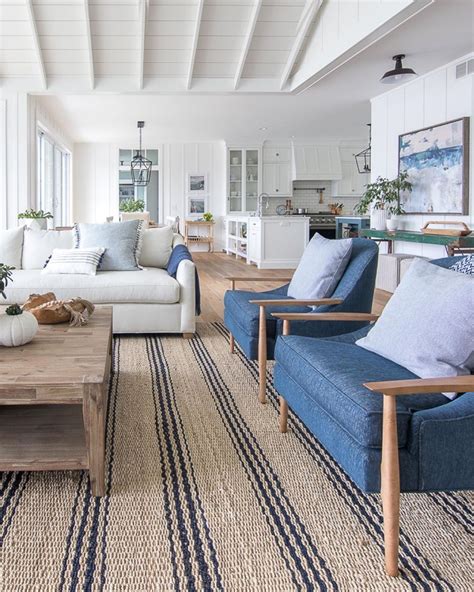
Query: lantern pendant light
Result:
<box><xmin>131</xmin><ymin>121</ymin><xmax>152</xmax><ymax>186</ymax></box>
<box><xmin>354</xmin><ymin>123</ymin><xmax>371</xmax><ymax>174</ymax></box>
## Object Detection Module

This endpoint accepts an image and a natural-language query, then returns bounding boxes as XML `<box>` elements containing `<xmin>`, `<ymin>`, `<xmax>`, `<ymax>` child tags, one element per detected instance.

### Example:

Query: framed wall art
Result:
<box><xmin>187</xmin><ymin>173</ymin><xmax>207</xmax><ymax>194</ymax></box>
<box><xmin>398</xmin><ymin>117</ymin><xmax>469</xmax><ymax>214</ymax></box>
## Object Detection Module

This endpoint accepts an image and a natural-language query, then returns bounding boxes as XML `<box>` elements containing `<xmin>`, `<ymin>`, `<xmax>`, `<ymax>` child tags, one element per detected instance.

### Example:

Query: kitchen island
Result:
<box><xmin>225</xmin><ymin>215</ymin><xmax>309</xmax><ymax>269</ymax></box>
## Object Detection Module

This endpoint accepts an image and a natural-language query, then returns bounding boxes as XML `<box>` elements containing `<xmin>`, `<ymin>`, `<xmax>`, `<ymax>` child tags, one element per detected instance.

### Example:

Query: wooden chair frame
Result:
<box><xmin>272</xmin><ymin>312</ymin><xmax>474</xmax><ymax>577</ymax></box>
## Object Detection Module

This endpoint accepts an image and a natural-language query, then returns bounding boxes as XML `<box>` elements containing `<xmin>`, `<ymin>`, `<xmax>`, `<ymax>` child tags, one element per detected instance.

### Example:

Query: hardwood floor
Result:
<box><xmin>193</xmin><ymin>252</ymin><xmax>391</xmax><ymax>323</ymax></box>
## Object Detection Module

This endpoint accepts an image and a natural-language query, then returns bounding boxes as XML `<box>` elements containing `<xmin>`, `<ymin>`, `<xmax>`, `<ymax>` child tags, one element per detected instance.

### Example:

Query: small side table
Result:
<box><xmin>184</xmin><ymin>220</ymin><xmax>214</xmax><ymax>252</ymax></box>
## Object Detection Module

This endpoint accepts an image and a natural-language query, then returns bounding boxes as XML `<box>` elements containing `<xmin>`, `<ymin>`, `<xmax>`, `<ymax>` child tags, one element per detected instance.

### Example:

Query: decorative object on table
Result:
<box><xmin>380</xmin><ymin>53</ymin><xmax>417</xmax><ymax>84</ymax></box>
<box><xmin>355</xmin><ymin>172</ymin><xmax>411</xmax><ymax>231</ymax></box>
<box><xmin>0</xmin><ymin>303</ymin><xmax>38</xmax><ymax>347</ymax></box>
<box><xmin>420</xmin><ymin>221</ymin><xmax>471</xmax><ymax>237</ymax></box>
<box><xmin>328</xmin><ymin>203</ymin><xmax>344</xmax><ymax>215</ymax></box>
<box><xmin>74</xmin><ymin>220</ymin><xmax>143</xmax><ymax>271</ymax></box>
<box><xmin>119</xmin><ymin>198</ymin><xmax>145</xmax><ymax>213</ymax></box>
<box><xmin>187</xmin><ymin>173</ymin><xmax>207</xmax><ymax>194</ymax></box>
<box><xmin>202</xmin><ymin>212</ymin><xmax>213</xmax><ymax>222</ymax></box>
<box><xmin>398</xmin><ymin>117</ymin><xmax>469</xmax><ymax>214</ymax></box>
<box><xmin>131</xmin><ymin>121</ymin><xmax>152</xmax><ymax>186</ymax></box>
<box><xmin>18</xmin><ymin>209</ymin><xmax>53</xmax><ymax>231</ymax></box>
<box><xmin>42</xmin><ymin>247</ymin><xmax>105</xmax><ymax>276</ymax></box>
<box><xmin>23</xmin><ymin>292</ymin><xmax>95</xmax><ymax>326</ymax></box>
<box><xmin>354</xmin><ymin>123</ymin><xmax>371</xmax><ymax>173</ymax></box>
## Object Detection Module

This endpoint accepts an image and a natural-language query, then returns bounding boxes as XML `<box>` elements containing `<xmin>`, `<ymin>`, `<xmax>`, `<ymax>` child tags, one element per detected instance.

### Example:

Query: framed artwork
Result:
<box><xmin>188</xmin><ymin>197</ymin><xmax>206</xmax><ymax>215</ymax></box>
<box><xmin>187</xmin><ymin>173</ymin><xmax>207</xmax><ymax>194</ymax></box>
<box><xmin>398</xmin><ymin>117</ymin><xmax>469</xmax><ymax>214</ymax></box>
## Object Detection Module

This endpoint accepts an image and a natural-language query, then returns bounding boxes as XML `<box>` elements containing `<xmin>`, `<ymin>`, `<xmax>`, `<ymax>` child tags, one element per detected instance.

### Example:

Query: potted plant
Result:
<box><xmin>119</xmin><ymin>199</ymin><xmax>145</xmax><ymax>213</ymax></box>
<box><xmin>0</xmin><ymin>264</ymin><xmax>38</xmax><ymax>347</ymax></box>
<box><xmin>202</xmin><ymin>212</ymin><xmax>213</xmax><ymax>222</ymax></box>
<box><xmin>18</xmin><ymin>209</ymin><xmax>53</xmax><ymax>231</ymax></box>
<box><xmin>386</xmin><ymin>203</ymin><xmax>406</xmax><ymax>232</ymax></box>
<box><xmin>354</xmin><ymin>172</ymin><xmax>412</xmax><ymax>231</ymax></box>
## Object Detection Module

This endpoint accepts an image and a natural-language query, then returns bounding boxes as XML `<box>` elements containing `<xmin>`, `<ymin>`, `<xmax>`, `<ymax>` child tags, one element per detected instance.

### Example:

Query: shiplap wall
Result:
<box><xmin>370</xmin><ymin>53</ymin><xmax>474</xmax><ymax>258</ymax></box>
<box><xmin>73</xmin><ymin>141</ymin><xmax>227</xmax><ymax>250</ymax></box>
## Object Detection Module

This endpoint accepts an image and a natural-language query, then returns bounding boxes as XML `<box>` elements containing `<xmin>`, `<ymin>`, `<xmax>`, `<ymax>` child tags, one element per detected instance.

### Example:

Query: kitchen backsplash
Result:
<box><xmin>264</xmin><ymin>181</ymin><xmax>361</xmax><ymax>215</ymax></box>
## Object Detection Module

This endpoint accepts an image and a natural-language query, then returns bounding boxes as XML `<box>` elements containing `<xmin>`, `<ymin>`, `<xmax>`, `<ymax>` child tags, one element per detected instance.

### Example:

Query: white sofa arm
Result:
<box><xmin>176</xmin><ymin>259</ymin><xmax>196</xmax><ymax>334</ymax></box>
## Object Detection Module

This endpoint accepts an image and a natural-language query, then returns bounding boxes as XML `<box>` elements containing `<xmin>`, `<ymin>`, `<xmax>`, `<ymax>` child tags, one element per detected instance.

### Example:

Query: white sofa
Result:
<box><xmin>0</xmin><ymin>226</ymin><xmax>196</xmax><ymax>336</ymax></box>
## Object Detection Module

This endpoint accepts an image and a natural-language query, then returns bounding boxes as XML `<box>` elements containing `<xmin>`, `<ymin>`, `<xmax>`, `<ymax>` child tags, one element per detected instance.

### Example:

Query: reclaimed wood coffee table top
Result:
<box><xmin>0</xmin><ymin>307</ymin><xmax>112</xmax><ymax>390</ymax></box>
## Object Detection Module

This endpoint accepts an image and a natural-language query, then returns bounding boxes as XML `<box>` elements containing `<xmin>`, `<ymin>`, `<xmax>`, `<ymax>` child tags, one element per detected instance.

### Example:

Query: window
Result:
<box><xmin>118</xmin><ymin>148</ymin><xmax>160</xmax><ymax>222</ymax></box>
<box><xmin>37</xmin><ymin>128</ymin><xmax>71</xmax><ymax>227</ymax></box>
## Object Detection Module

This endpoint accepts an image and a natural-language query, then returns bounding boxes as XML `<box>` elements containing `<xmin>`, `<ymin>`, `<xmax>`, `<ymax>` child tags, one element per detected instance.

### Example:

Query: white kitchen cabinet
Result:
<box><xmin>263</xmin><ymin>163</ymin><xmax>292</xmax><ymax>196</ymax></box>
<box><xmin>291</xmin><ymin>144</ymin><xmax>342</xmax><ymax>180</ymax></box>
<box><xmin>227</xmin><ymin>147</ymin><xmax>261</xmax><ymax>213</ymax></box>
<box><xmin>263</xmin><ymin>147</ymin><xmax>291</xmax><ymax>163</ymax></box>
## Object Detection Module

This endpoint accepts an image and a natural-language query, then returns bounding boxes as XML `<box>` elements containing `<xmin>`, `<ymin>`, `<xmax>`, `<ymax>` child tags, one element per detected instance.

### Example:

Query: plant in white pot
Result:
<box><xmin>18</xmin><ymin>209</ymin><xmax>53</xmax><ymax>231</ymax></box>
<box><xmin>0</xmin><ymin>264</ymin><xmax>38</xmax><ymax>347</ymax></box>
<box><xmin>354</xmin><ymin>172</ymin><xmax>411</xmax><ymax>231</ymax></box>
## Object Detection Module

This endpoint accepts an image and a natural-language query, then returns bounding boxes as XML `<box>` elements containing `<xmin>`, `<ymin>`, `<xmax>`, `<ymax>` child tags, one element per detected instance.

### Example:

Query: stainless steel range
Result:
<box><xmin>293</xmin><ymin>211</ymin><xmax>336</xmax><ymax>239</ymax></box>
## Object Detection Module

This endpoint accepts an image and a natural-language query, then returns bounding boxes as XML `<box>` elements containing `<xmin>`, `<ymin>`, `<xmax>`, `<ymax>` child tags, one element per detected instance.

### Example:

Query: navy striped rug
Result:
<box><xmin>1</xmin><ymin>324</ymin><xmax>473</xmax><ymax>591</ymax></box>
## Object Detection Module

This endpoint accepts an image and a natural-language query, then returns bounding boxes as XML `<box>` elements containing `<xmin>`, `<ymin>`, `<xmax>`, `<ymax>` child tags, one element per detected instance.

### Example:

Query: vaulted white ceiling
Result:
<box><xmin>0</xmin><ymin>0</ymin><xmax>441</xmax><ymax>93</ymax></box>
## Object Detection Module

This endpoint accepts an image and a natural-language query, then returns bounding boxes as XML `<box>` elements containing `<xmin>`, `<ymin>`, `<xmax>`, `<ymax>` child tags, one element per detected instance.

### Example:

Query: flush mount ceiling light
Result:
<box><xmin>381</xmin><ymin>54</ymin><xmax>417</xmax><ymax>84</ymax></box>
<box><xmin>131</xmin><ymin>121</ymin><xmax>152</xmax><ymax>186</ymax></box>
<box><xmin>354</xmin><ymin>123</ymin><xmax>371</xmax><ymax>174</ymax></box>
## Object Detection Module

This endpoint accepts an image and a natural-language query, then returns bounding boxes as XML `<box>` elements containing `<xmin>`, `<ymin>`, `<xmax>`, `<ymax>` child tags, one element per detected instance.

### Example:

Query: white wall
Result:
<box><xmin>371</xmin><ymin>53</ymin><xmax>474</xmax><ymax>258</ymax></box>
<box><xmin>73</xmin><ymin>141</ymin><xmax>227</xmax><ymax>250</ymax></box>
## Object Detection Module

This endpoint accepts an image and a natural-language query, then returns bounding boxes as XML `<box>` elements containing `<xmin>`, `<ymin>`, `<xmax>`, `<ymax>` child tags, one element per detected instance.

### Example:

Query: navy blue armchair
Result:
<box><xmin>224</xmin><ymin>238</ymin><xmax>378</xmax><ymax>402</ymax></box>
<box><xmin>271</xmin><ymin>255</ymin><xmax>474</xmax><ymax>577</ymax></box>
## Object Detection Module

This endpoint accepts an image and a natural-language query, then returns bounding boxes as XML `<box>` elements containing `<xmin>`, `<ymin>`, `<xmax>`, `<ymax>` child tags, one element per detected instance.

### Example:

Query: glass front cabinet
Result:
<box><xmin>227</xmin><ymin>147</ymin><xmax>261</xmax><ymax>213</ymax></box>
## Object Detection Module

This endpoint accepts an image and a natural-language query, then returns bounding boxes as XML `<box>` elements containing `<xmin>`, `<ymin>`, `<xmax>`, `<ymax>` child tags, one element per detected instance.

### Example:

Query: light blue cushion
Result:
<box><xmin>75</xmin><ymin>220</ymin><xmax>143</xmax><ymax>271</ymax></box>
<box><xmin>288</xmin><ymin>233</ymin><xmax>352</xmax><ymax>300</ymax></box>
<box><xmin>356</xmin><ymin>258</ymin><xmax>474</xmax><ymax>389</ymax></box>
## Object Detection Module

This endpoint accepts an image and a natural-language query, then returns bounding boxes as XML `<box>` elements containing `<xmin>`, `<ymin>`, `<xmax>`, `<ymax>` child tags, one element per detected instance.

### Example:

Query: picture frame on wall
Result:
<box><xmin>188</xmin><ymin>197</ymin><xmax>207</xmax><ymax>216</ymax></box>
<box><xmin>398</xmin><ymin>117</ymin><xmax>470</xmax><ymax>214</ymax></box>
<box><xmin>187</xmin><ymin>173</ymin><xmax>207</xmax><ymax>194</ymax></box>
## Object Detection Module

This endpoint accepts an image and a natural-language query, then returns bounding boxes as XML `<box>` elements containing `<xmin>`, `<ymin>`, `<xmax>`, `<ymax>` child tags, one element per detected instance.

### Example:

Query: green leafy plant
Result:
<box><xmin>0</xmin><ymin>264</ymin><xmax>14</xmax><ymax>300</ymax></box>
<box><xmin>354</xmin><ymin>171</ymin><xmax>412</xmax><ymax>216</ymax></box>
<box><xmin>5</xmin><ymin>304</ymin><xmax>22</xmax><ymax>316</ymax></box>
<box><xmin>202</xmin><ymin>212</ymin><xmax>213</xmax><ymax>222</ymax></box>
<box><xmin>119</xmin><ymin>199</ymin><xmax>145</xmax><ymax>213</ymax></box>
<box><xmin>18</xmin><ymin>209</ymin><xmax>53</xmax><ymax>220</ymax></box>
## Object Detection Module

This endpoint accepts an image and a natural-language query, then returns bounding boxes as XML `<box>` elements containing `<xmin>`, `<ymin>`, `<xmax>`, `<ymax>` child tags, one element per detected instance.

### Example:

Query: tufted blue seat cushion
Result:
<box><xmin>274</xmin><ymin>332</ymin><xmax>448</xmax><ymax>449</ymax></box>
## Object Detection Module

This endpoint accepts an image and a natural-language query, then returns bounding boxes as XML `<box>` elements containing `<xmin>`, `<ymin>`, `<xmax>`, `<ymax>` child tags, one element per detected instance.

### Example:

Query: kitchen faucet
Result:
<box><xmin>256</xmin><ymin>193</ymin><xmax>270</xmax><ymax>217</ymax></box>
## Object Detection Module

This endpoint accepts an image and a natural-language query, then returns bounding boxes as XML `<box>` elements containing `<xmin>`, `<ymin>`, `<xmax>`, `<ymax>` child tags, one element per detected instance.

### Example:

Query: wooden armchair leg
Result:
<box><xmin>258</xmin><ymin>305</ymin><xmax>267</xmax><ymax>404</ymax></box>
<box><xmin>381</xmin><ymin>394</ymin><xmax>400</xmax><ymax>577</ymax></box>
<box><xmin>279</xmin><ymin>397</ymin><xmax>288</xmax><ymax>433</ymax></box>
<box><xmin>230</xmin><ymin>333</ymin><xmax>235</xmax><ymax>353</ymax></box>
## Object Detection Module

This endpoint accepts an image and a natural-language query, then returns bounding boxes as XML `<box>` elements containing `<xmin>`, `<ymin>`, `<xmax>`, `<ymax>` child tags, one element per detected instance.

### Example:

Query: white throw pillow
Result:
<box><xmin>356</xmin><ymin>258</ymin><xmax>474</xmax><ymax>398</ymax></box>
<box><xmin>0</xmin><ymin>226</ymin><xmax>24</xmax><ymax>268</ymax></box>
<box><xmin>22</xmin><ymin>228</ymin><xmax>74</xmax><ymax>269</ymax></box>
<box><xmin>139</xmin><ymin>226</ymin><xmax>174</xmax><ymax>268</ymax></box>
<box><xmin>288</xmin><ymin>233</ymin><xmax>352</xmax><ymax>300</ymax></box>
<box><xmin>42</xmin><ymin>247</ymin><xmax>105</xmax><ymax>276</ymax></box>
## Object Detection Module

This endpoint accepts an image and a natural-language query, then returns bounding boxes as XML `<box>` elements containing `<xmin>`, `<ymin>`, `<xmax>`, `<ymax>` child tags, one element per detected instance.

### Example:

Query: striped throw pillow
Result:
<box><xmin>42</xmin><ymin>248</ymin><xmax>105</xmax><ymax>276</ymax></box>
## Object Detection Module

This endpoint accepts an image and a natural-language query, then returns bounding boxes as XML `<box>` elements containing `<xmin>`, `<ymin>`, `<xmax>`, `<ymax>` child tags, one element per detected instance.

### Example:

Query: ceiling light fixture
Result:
<box><xmin>381</xmin><ymin>54</ymin><xmax>417</xmax><ymax>84</ymax></box>
<box><xmin>354</xmin><ymin>124</ymin><xmax>371</xmax><ymax>174</ymax></box>
<box><xmin>131</xmin><ymin>121</ymin><xmax>152</xmax><ymax>186</ymax></box>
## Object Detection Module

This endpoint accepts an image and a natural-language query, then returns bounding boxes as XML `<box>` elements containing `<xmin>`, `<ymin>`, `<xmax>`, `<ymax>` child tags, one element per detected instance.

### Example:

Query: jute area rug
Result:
<box><xmin>1</xmin><ymin>323</ymin><xmax>473</xmax><ymax>591</ymax></box>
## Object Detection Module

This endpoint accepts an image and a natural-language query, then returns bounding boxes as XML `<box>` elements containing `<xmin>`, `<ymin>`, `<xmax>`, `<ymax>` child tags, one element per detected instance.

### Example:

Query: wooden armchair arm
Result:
<box><xmin>271</xmin><ymin>312</ymin><xmax>379</xmax><ymax>322</ymax></box>
<box><xmin>364</xmin><ymin>376</ymin><xmax>474</xmax><ymax>396</ymax></box>
<box><xmin>249</xmin><ymin>298</ymin><xmax>343</xmax><ymax>307</ymax></box>
<box><xmin>227</xmin><ymin>276</ymin><xmax>292</xmax><ymax>290</ymax></box>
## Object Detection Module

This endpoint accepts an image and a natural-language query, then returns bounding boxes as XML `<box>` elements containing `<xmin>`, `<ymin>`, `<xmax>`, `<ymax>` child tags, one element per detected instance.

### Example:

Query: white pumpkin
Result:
<box><xmin>0</xmin><ymin>310</ymin><xmax>38</xmax><ymax>347</ymax></box>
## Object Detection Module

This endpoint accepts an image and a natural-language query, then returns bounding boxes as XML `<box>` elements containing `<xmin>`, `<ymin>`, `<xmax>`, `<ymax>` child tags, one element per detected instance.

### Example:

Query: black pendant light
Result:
<box><xmin>131</xmin><ymin>121</ymin><xmax>152</xmax><ymax>186</ymax></box>
<box><xmin>354</xmin><ymin>124</ymin><xmax>371</xmax><ymax>174</ymax></box>
<box><xmin>381</xmin><ymin>54</ymin><xmax>417</xmax><ymax>84</ymax></box>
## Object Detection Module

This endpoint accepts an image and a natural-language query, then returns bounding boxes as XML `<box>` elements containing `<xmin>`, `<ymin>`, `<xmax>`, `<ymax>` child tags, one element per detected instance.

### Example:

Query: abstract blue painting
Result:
<box><xmin>398</xmin><ymin>117</ymin><xmax>469</xmax><ymax>214</ymax></box>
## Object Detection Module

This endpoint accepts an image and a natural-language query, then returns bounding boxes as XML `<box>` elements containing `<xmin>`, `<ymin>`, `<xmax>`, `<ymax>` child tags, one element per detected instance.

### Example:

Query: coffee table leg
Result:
<box><xmin>83</xmin><ymin>383</ymin><xmax>106</xmax><ymax>496</ymax></box>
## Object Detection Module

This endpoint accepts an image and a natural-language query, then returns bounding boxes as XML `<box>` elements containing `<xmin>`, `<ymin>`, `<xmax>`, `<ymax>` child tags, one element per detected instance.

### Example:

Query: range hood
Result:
<box><xmin>291</xmin><ymin>142</ymin><xmax>342</xmax><ymax>181</ymax></box>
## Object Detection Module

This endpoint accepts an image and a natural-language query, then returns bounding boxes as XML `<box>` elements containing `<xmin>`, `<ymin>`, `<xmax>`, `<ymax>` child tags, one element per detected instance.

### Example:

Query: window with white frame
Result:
<box><xmin>118</xmin><ymin>148</ymin><xmax>160</xmax><ymax>222</ymax></box>
<box><xmin>37</xmin><ymin>127</ymin><xmax>71</xmax><ymax>227</ymax></box>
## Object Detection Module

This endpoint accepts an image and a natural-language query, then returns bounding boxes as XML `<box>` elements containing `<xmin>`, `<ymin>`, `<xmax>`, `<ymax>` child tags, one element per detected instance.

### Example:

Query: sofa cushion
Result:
<box><xmin>0</xmin><ymin>226</ymin><xmax>24</xmax><ymax>268</ymax></box>
<box><xmin>139</xmin><ymin>226</ymin><xmax>174</xmax><ymax>268</ymax></box>
<box><xmin>274</xmin><ymin>333</ymin><xmax>447</xmax><ymax>449</ymax></box>
<box><xmin>42</xmin><ymin>247</ymin><xmax>105</xmax><ymax>276</ymax></box>
<box><xmin>75</xmin><ymin>220</ymin><xmax>143</xmax><ymax>271</ymax></box>
<box><xmin>22</xmin><ymin>228</ymin><xmax>74</xmax><ymax>269</ymax></box>
<box><xmin>5</xmin><ymin>267</ymin><xmax>179</xmax><ymax>305</ymax></box>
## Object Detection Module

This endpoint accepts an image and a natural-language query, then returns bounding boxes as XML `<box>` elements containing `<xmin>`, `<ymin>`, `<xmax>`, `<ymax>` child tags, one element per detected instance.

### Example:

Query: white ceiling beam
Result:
<box><xmin>138</xmin><ymin>0</ymin><xmax>148</xmax><ymax>90</ymax></box>
<box><xmin>25</xmin><ymin>0</ymin><xmax>47</xmax><ymax>90</ymax></box>
<box><xmin>84</xmin><ymin>0</ymin><xmax>94</xmax><ymax>90</ymax></box>
<box><xmin>233</xmin><ymin>0</ymin><xmax>262</xmax><ymax>90</ymax></box>
<box><xmin>280</xmin><ymin>0</ymin><xmax>322</xmax><ymax>91</ymax></box>
<box><xmin>186</xmin><ymin>0</ymin><xmax>204</xmax><ymax>90</ymax></box>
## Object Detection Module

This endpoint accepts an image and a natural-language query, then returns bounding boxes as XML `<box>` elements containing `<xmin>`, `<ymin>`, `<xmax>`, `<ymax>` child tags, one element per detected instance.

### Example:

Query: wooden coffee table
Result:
<box><xmin>0</xmin><ymin>307</ymin><xmax>113</xmax><ymax>496</ymax></box>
